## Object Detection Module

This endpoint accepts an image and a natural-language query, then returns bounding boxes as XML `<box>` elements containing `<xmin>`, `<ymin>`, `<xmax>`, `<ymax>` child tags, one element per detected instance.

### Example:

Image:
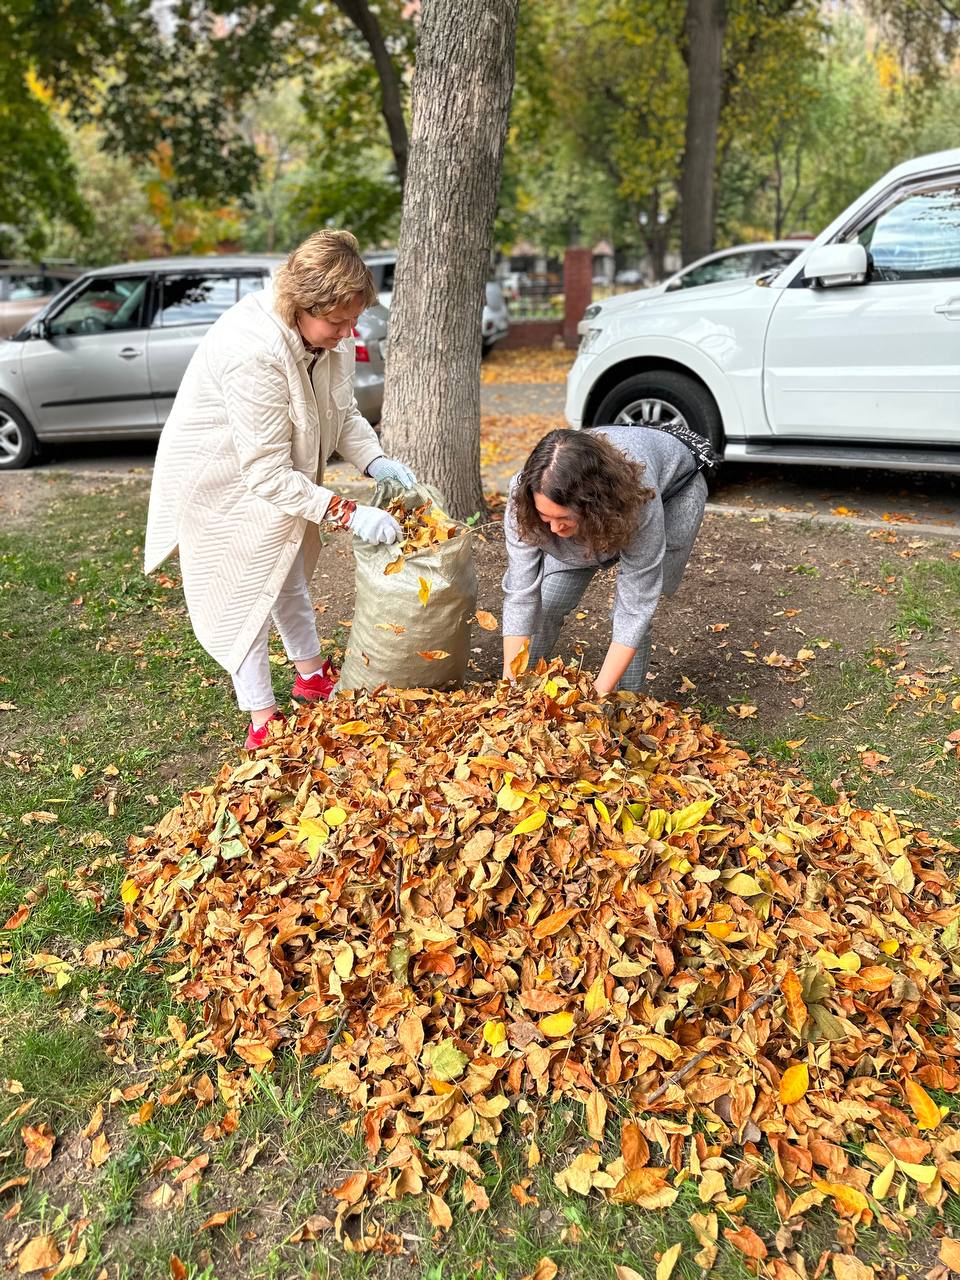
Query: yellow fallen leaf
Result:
<box><xmin>940</xmin><ymin>1238</ymin><xmax>960</xmax><ymax>1271</ymax></box>
<box><xmin>483</xmin><ymin>1019</ymin><xmax>506</xmax><ymax>1047</ymax></box>
<box><xmin>514</xmin><ymin>809</ymin><xmax>547</xmax><ymax>836</ymax></box>
<box><xmin>120</xmin><ymin>878</ymin><xmax>139</xmax><ymax>905</ymax></box>
<box><xmin>323</xmin><ymin>805</ymin><xmax>347</xmax><ymax>826</ymax></box>
<box><xmin>779</xmin><ymin>1062</ymin><xmax>809</xmax><ymax>1105</ymax></box>
<box><xmin>871</xmin><ymin>1159</ymin><xmax>895</xmax><ymax>1198</ymax></box>
<box><xmin>904</xmin><ymin>1079</ymin><xmax>945</xmax><ymax>1131</ymax></box>
<box><xmin>17</xmin><ymin>1234</ymin><xmax>61</xmax><ymax>1273</ymax></box>
<box><xmin>540</xmin><ymin>1011</ymin><xmax>575</xmax><ymax>1038</ymax></box>
<box><xmin>656</xmin><ymin>1241</ymin><xmax>682</xmax><ymax>1280</ymax></box>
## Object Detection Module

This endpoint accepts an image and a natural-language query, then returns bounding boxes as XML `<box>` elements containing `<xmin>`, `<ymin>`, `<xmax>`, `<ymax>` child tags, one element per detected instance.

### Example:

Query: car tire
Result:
<box><xmin>481</xmin><ymin>340</ymin><xmax>495</xmax><ymax>358</ymax></box>
<box><xmin>0</xmin><ymin>400</ymin><xmax>39</xmax><ymax>471</ymax></box>
<box><xmin>592</xmin><ymin>370</ymin><xmax>723</xmax><ymax>452</ymax></box>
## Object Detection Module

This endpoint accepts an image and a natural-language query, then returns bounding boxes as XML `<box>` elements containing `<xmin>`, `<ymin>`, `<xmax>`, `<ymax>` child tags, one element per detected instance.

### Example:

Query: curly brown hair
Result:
<box><xmin>512</xmin><ymin>429</ymin><xmax>655</xmax><ymax>559</ymax></box>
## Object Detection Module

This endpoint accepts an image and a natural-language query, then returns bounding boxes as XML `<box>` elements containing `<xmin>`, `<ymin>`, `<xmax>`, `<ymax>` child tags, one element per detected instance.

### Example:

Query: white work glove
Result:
<box><xmin>348</xmin><ymin>503</ymin><xmax>402</xmax><ymax>545</ymax></box>
<box><xmin>367</xmin><ymin>456</ymin><xmax>417</xmax><ymax>487</ymax></box>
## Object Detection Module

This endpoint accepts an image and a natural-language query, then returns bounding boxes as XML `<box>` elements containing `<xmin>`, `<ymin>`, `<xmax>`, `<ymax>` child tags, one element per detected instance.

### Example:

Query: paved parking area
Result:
<box><xmin>3</xmin><ymin>381</ymin><xmax>959</xmax><ymax>535</ymax></box>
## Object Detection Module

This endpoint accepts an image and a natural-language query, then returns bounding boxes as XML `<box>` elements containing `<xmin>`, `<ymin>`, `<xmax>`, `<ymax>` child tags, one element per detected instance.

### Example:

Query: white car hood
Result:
<box><xmin>592</xmin><ymin>276</ymin><xmax>759</xmax><ymax>319</ymax></box>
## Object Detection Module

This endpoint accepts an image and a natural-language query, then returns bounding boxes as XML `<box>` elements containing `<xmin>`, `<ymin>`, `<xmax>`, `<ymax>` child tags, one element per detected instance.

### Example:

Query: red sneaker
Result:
<box><xmin>291</xmin><ymin>659</ymin><xmax>337</xmax><ymax>703</ymax></box>
<box><xmin>244</xmin><ymin>711</ymin><xmax>284</xmax><ymax>751</ymax></box>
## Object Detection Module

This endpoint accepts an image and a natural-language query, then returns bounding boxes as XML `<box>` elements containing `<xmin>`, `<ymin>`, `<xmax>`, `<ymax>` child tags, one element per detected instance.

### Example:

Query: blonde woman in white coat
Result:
<box><xmin>145</xmin><ymin>230</ymin><xmax>416</xmax><ymax>749</ymax></box>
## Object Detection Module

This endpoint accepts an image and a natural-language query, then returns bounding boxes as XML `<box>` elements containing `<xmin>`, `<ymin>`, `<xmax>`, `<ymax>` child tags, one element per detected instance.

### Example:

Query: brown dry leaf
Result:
<box><xmin>417</xmin><ymin>651</ymin><xmax>451</xmax><ymax>662</ymax></box>
<box><xmin>723</xmin><ymin>1225</ymin><xmax>767</xmax><ymax>1261</ymax></box>
<box><xmin>474</xmin><ymin>610</ymin><xmax>498</xmax><ymax>631</ymax></box>
<box><xmin>525</xmin><ymin>1260</ymin><xmax>558</xmax><ymax>1280</ymax></box>
<box><xmin>940</xmin><ymin>1237</ymin><xmax>960</xmax><ymax>1271</ymax></box>
<box><xmin>21</xmin><ymin>1123</ymin><xmax>55</xmax><ymax>1170</ymax></box>
<box><xmin>614</xmin><ymin>1269</ymin><xmax>645</xmax><ymax>1280</ymax></box>
<box><xmin>169</xmin><ymin>1258</ymin><xmax>188</xmax><ymax>1280</ymax></box>
<box><xmin>17</xmin><ymin>1234</ymin><xmax>61</xmax><ymax>1274</ymax></box>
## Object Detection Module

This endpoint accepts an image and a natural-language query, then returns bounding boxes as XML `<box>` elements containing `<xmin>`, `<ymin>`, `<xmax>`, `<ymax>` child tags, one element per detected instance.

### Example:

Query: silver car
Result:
<box><xmin>0</xmin><ymin>255</ymin><xmax>389</xmax><ymax>470</ymax></box>
<box><xmin>364</xmin><ymin>250</ymin><xmax>510</xmax><ymax>354</ymax></box>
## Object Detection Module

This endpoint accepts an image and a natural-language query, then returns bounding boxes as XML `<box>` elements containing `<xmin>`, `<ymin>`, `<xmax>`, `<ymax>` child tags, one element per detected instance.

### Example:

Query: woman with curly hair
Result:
<box><xmin>501</xmin><ymin>426</ymin><xmax>710</xmax><ymax>694</ymax></box>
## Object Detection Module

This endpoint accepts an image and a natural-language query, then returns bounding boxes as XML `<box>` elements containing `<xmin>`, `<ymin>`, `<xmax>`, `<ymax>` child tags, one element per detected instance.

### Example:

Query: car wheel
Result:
<box><xmin>481</xmin><ymin>340</ymin><xmax>495</xmax><ymax>358</ymax></box>
<box><xmin>592</xmin><ymin>371</ymin><xmax>723</xmax><ymax>451</ymax></box>
<box><xmin>0</xmin><ymin>400</ymin><xmax>39</xmax><ymax>471</ymax></box>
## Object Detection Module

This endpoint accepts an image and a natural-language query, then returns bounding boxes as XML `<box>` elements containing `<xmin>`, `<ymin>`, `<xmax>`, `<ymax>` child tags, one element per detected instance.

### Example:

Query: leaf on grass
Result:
<box><xmin>198</xmin><ymin>1207</ymin><xmax>238</xmax><ymax>1232</ymax></box>
<box><xmin>427</xmin><ymin>1191</ymin><xmax>452</xmax><ymax>1231</ymax></box>
<box><xmin>940</xmin><ymin>1238</ymin><xmax>960</xmax><ymax>1271</ymax></box>
<box><xmin>17</xmin><ymin>1234</ymin><xmax>61</xmax><ymax>1273</ymax></box>
<box><xmin>723</xmin><ymin>1224</ymin><xmax>768</xmax><ymax>1260</ymax></box>
<box><xmin>656</xmin><ymin>1241</ymin><xmax>682</xmax><ymax>1280</ymax></box>
<box><xmin>2</xmin><ymin>905</ymin><xmax>30</xmax><ymax>930</ymax></box>
<box><xmin>904</xmin><ymin>1079</ymin><xmax>944</xmax><ymax>1131</ymax></box>
<box><xmin>21</xmin><ymin>1123</ymin><xmax>55</xmax><ymax>1170</ymax></box>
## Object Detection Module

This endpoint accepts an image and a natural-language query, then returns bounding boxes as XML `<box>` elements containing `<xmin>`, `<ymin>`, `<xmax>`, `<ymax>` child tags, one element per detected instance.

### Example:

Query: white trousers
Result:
<box><xmin>230</xmin><ymin>548</ymin><xmax>322</xmax><ymax>711</ymax></box>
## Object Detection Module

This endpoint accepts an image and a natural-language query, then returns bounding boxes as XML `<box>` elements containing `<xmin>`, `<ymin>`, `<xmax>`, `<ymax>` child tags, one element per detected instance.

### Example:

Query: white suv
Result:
<box><xmin>567</xmin><ymin>148</ymin><xmax>960</xmax><ymax>474</ymax></box>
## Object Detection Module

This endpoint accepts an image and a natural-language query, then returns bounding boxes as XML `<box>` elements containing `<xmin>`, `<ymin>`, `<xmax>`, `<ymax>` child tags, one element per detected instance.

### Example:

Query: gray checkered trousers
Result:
<box><xmin>528</xmin><ymin>474</ymin><xmax>708</xmax><ymax>691</ymax></box>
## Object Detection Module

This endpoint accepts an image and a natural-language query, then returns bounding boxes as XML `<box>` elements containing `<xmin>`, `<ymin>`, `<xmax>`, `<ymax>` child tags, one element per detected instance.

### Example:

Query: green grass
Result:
<box><xmin>1</xmin><ymin>478</ymin><xmax>958</xmax><ymax>1277</ymax></box>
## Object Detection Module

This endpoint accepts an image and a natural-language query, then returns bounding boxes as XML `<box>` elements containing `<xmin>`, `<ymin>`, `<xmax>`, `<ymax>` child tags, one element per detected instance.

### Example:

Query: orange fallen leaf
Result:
<box><xmin>905</xmin><ymin>1079</ymin><xmax>944</xmax><ymax>1131</ymax></box>
<box><xmin>197</xmin><ymin>1207</ymin><xmax>239</xmax><ymax>1232</ymax></box>
<box><xmin>17</xmin><ymin>1234</ymin><xmax>61</xmax><ymax>1273</ymax></box>
<box><xmin>417</xmin><ymin>650</ymin><xmax>451</xmax><ymax>661</ymax></box>
<box><xmin>21</xmin><ymin>1123</ymin><xmax>55</xmax><ymax>1170</ymax></box>
<box><xmin>723</xmin><ymin>1224</ymin><xmax>768</xmax><ymax>1260</ymax></box>
<box><xmin>474</xmin><ymin>610</ymin><xmax>498</xmax><ymax>631</ymax></box>
<box><xmin>779</xmin><ymin>1062</ymin><xmax>809</xmax><ymax>1105</ymax></box>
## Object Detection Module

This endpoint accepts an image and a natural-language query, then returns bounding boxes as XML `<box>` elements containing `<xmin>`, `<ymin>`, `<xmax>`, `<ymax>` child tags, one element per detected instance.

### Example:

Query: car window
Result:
<box><xmin>754</xmin><ymin>248</ymin><xmax>800</xmax><ymax>273</ymax></box>
<box><xmin>679</xmin><ymin>250</ymin><xmax>757</xmax><ymax>288</ymax></box>
<box><xmin>7</xmin><ymin>274</ymin><xmax>52</xmax><ymax>301</ymax></box>
<box><xmin>237</xmin><ymin>274</ymin><xmax>267</xmax><ymax>298</ymax></box>
<box><xmin>379</xmin><ymin>261</ymin><xmax>395</xmax><ymax>292</ymax></box>
<box><xmin>153</xmin><ymin>274</ymin><xmax>241</xmax><ymax>327</ymax></box>
<box><xmin>48</xmin><ymin>276</ymin><xmax>149</xmax><ymax>337</ymax></box>
<box><xmin>853</xmin><ymin>181</ymin><xmax>960</xmax><ymax>281</ymax></box>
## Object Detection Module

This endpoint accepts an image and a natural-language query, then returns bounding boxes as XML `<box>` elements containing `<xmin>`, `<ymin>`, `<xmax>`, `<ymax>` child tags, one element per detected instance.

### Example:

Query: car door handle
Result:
<box><xmin>118</xmin><ymin>347</ymin><xmax>143</xmax><ymax>359</ymax></box>
<box><xmin>933</xmin><ymin>297</ymin><xmax>960</xmax><ymax>320</ymax></box>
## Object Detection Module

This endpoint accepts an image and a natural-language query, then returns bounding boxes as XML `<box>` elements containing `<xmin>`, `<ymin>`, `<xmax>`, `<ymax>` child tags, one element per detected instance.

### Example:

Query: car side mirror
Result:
<box><xmin>665</xmin><ymin>278</ymin><xmax>682</xmax><ymax>292</ymax></box>
<box><xmin>30</xmin><ymin>317</ymin><xmax>51</xmax><ymax>340</ymax></box>
<box><xmin>802</xmin><ymin>243</ymin><xmax>868</xmax><ymax>288</ymax></box>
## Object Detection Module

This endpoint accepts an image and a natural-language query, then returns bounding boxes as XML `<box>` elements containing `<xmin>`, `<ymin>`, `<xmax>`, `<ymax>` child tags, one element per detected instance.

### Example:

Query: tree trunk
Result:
<box><xmin>380</xmin><ymin>0</ymin><xmax>519</xmax><ymax>520</ymax></box>
<box><xmin>680</xmin><ymin>0</ymin><xmax>726</xmax><ymax>265</ymax></box>
<box><xmin>334</xmin><ymin>0</ymin><xmax>410</xmax><ymax>188</ymax></box>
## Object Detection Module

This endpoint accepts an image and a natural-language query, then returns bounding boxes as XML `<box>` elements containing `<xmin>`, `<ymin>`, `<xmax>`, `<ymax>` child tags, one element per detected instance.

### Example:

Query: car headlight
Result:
<box><xmin>582</xmin><ymin>303</ymin><xmax>602</xmax><ymax>322</ymax></box>
<box><xmin>579</xmin><ymin>327</ymin><xmax>602</xmax><ymax>354</ymax></box>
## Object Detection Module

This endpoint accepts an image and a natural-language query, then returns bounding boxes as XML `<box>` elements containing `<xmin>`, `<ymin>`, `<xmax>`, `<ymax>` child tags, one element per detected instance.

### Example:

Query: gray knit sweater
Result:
<box><xmin>501</xmin><ymin>426</ymin><xmax>699</xmax><ymax>649</ymax></box>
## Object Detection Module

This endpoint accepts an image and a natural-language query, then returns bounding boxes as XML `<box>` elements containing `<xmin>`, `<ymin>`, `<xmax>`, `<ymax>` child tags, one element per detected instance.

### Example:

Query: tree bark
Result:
<box><xmin>680</xmin><ymin>0</ymin><xmax>726</xmax><ymax>265</ymax></box>
<box><xmin>334</xmin><ymin>0</ymin><xmax>410</xmax><ymax>189</ymax></box>
<box><xmin>380</xmin><ymin>0</ymin><xmax>519</xmax><ymax>520</ymax></box>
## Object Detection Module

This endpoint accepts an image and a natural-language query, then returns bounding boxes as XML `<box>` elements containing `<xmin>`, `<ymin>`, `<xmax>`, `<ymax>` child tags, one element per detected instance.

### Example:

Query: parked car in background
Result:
<box><xmin>568</xmin><ymin>148</ymin><xmax>960</xmax><ymax>474</ymax></box>
<box><xmin>0</xmin><ymin>261</ymin><xmax>80</xmax><ymax>338</ymax></box>
<box><xmin>500</xmin><ymin>271</ymin><xmax>531</xmax><ymax>300</ymax></box>
<box><xmin>0</xmin><ymin>255</ymin><xmax>388</xmax><ymax>469</ymax></box>
<box><xmin>614</xmin><ymin>268</ymin><xmax>644</xmax><ymax>286</ymax></box>
<box><xmin>482</xmin><ymin>281</ymin><xmax>509</xmax><ymax>354</ymax></box>
<box><xmin>655</xmin><ymin>240</ymin><xmax>807</xmax><ymax>293</ymax></box>
<box><xmin>364</xmin><ymin>250</ymin><xmax>510</xmax><ymax>355</ymax></box>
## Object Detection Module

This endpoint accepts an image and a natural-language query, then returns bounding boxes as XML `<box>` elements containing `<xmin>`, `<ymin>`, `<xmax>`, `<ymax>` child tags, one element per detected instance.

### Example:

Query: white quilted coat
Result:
<box><xmin>144</xmin><ymin>285</ymin><xmax>383</xmax><ymax>672</ymax></box>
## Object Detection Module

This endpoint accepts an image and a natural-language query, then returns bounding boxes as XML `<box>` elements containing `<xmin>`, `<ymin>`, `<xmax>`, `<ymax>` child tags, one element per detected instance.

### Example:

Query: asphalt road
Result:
<box><xmin>5</xmin><ymin>382</ymin><xmax>959</xmax><ymax>536</ymax></box>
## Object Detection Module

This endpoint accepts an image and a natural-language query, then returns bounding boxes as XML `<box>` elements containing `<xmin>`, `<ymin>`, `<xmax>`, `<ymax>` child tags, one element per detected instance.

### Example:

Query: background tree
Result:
<box><xmin>680</xmin><ymin>0</ymin><xmax>726</xmax><ymax>263</ymax></box>
<box><xmin>380</xmin><ymin>0</ymin><xmax>520</xmax><ymax>518</ymax></box>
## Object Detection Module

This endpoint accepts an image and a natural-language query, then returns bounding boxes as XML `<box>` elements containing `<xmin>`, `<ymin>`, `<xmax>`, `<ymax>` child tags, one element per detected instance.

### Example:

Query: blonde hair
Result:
<box><xmin>273</xmin><ymin>229</ymin><xmax>377</xmax><ymax>327</ymax></box>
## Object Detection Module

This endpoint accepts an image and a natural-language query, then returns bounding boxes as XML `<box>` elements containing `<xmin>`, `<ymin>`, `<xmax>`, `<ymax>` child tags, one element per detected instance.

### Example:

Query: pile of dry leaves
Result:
<box><xmin>382</xmin><ymin>499</ymin><xmax>459</xmax><ymax>577</ymax></box>
<box><xmin>122</xmin><ymin>665</ymin><xmax>960</xmax><ymax>1271</ymax></box>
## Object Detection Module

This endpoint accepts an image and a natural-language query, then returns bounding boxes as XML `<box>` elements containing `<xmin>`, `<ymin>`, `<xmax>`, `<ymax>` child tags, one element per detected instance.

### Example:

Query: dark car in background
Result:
<box><xmin>0</xmin><ymin>255</ymin><xmax>388</xmax><ymax>469</ymax></box>
<box><xmin>0</xmin><ymin>261</ymin><xmax>80</xmax><ymax>339</ymax></box>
